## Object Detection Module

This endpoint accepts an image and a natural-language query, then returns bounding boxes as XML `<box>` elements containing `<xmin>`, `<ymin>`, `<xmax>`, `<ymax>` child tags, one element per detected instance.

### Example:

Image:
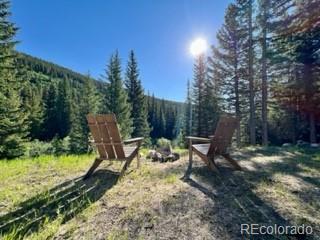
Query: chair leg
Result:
<box><xmin>136</xmin><ymin>142</ymin><xmax>142</xmax><ymax>169</ymax></box>
<box><xmin>137</xmin><ymin>152</ymin><xmax>140</xmax><ymax>169</ymax></box>
<box><xmin>183</xmin><ymin>143</ymin><xmax>193</xmax><ymax>179</ymax></box>
<box><xmin>208</xmin><ymin>157</ymin><xmax>219</xmax><ymax>173</ymax></box>
<box><xmin>83</xmin><ymin>158</ymin><xmax>103</xmax><ymax>180</ymax></box>
<box><xmin>222</xmin><ymin>153</ymin><xmax>242</xmax><ymax>170</ymax></box>
<box><xmin>119</xmin><ymin>156</ymin><xmax>135</xmax><ymax>180</ymax></box>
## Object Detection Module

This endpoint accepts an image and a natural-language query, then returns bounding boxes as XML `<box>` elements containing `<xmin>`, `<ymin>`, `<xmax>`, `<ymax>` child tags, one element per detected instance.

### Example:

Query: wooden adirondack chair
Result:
<box><xmin>184</xmin><ymin>115</ymin><xmax>241</xmax><ymax>177</ymax></box>
<box><xmin>83</xmin><ymin>114</ymin><xmax>143</xmax><ymax>180</ymax></box>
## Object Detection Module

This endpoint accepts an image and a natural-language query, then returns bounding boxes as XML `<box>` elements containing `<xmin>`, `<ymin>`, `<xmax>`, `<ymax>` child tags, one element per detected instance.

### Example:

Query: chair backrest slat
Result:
<box><xmin>104</xmin><ymin>115</ymin><xmax>125</xmax><ymax>159</ymax></box>
<box><xmin>96</xmin><ymin>115</ymin><xmax>116</xmax><ymax>158</ymax></box>
<box><xmin>208</xmin><ymin>115</ymin><xmax>238</xmax><ymax>155</ymax></box>
<box><xmin>87</xmin><ymin>114</ymin><xmax>125</xmax><ymax>159</ymax></box>
<box><xmin>87</xmin><ymin>115</ymin><xmax>108</xmax><ymax>159</ymax></box>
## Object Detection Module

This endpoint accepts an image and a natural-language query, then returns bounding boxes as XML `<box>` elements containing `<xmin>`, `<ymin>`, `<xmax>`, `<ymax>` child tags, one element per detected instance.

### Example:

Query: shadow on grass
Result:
<box><xmin>0</xmin><ymin>169</ymin><xmax>118</xmax><ymax>239</ymax></box>
<box><xmin>183</xmin><ymin>167</ymin><xmax>314</xmax><ymax>240</ymax></box>
<box><xmin>178</xmin><ymin>147</ymin><xmax>320</xmax><ymax>240</ymax></box>
<box><xmin>235</xmin><ymin>147</ymin><xmax>320</xmax><ymax>187</ymax></box>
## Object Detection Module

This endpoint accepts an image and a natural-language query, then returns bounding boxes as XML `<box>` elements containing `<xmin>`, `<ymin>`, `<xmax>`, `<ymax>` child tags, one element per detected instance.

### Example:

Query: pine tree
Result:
<box><xmin>69</xmin><ymin>103</ymin><xmax>87</xmax><ymax>154</ymax></box>
<box><xmin>238</xmin><ymin>0</ymin><xmax>256</xmax><ymax>145</ymax></box>
<box><xmin>69</xmin><ymin>74</ymin><xmax>101</xmax><ymax>153</ymax></box>
<box><xmin>158</xmin><ymin>100</ymin><xmax>166</xmax><ymax>138</ymax></box>
<box><xmin>103</xmin><ymin>51</ymin><xmax>132</xmax><ymax>138</ymax></box>
<box><xmin>184</xmin><ymin>80</ymin><xmax>192</xmax><ymax>136</ymax></box>
<box><xmin>208</xmin><ymin>3</ymin><xmax>245</xmax><ymax>146</ymax></box>
<box><xmin>124</xmin><ymin>50</ymin><xmax>150</xmax><ymax>139</ymax></box>
<box><xmin>267</xmin><ymin>0</ymin><xmax>320</xmax><ymax>144</ymax></box>
<box><xmin>42</xmin><ymin>83</ymin><xmax>58</xmax><ymax>140</ymax></box>
<box><xmin>268</xmin><ymin>0</ymin><xmax>299</xmax><ymax>144</ymax></box>
<box><xmin>0</xmin><ymin>0</ymin><xmax>28</xmax><ymax>158</ymax></box>
<box><xmin>192</xmin><ymin>54</ymin><xmax>207</xmax><ymax>137</ymax></box>
<box><xmin>257</xmin><ymin>0</ymin><xmax>272</xmax><ymax>145</ymax></box>
<box><xmin>22</xmin><ymin>85</ymin><xmax>44</xmax><ymax>139</ymax></box>
<box><xmin>203</xmin><ymin>76</ymin><xmax>220</xmax><ymax>136</ymax></box>
<box><xmin>274</xmin><ymin>0</ymin><xmax>320</xmax><ymax>143</ymax></box>
<box><xmin>55</xmin><ymin>79</ymin><xmax>71</xmax><ymax>138</ymax></box>
<box><xmin>82</xmin><ymin>73</ymin><xmax>101</xmax><ymax>115</ymax></box>
<box><xmin>294</xmin><ymin>0</ymin><xmax>319</xmax><ymax>144</ymax></box>
<box><xmin>165</xmin><ymin>106</ymin><xmax>177</xmax><ymax>140</ymax></box>
<box><xmin>148</xmin><ymin>93</ymin><xmax>158</xmax><ymax>139</ymax></box>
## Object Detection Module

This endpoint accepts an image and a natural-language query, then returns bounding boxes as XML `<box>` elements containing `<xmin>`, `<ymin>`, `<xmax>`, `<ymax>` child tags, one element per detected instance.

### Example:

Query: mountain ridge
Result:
<box><xmin>16</xmin><ymin>51</ymin><xmax>184</xmax><ymax>106</ymax></box>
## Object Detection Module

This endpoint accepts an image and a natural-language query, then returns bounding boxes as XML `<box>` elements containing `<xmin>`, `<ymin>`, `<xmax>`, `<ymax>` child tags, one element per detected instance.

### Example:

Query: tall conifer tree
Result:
<box><xmin>184</xmin><ymin>80</ymin><xmax>192</xmax><ymax>136</ymax></box>
<box><xmin>125</xmin><ymin>50</ymin><xmax>150</xmax><ymax>139</ymax></box>
<box><xmin>272</xmin><ymin>0</ymin><xmax>320</xmax><ymax>143</ymax></box>
<box><xmin>208</xmin><ymin>3</ymin><xmax>244</xmax><ymax>146</ymax></box>
<box><xmin>104</xmin><ymin>51</ymin><xmax>132</xmax><ymax>138</ymax></box>
<box><xmin>0</xmin><ymin>0</ymin><xmax>27</xmax><ymax>158</ymax></box>
<box><xmin>257</xmin><ymin>0</ymin><xmax>272</xmax><ymax>145</ymax></box>
<box><xmin>22</xmin><ymin>85</ymin><xmax>44</xmax><ymax>140</ymax></box>
<box><xmin>56</xmin><ymin>79</ymin><xmax>71</xmax><ymax>138</ymax></box>
<box><xmin>203</xmin><ymin>76</ymin><xmax>220</xmax><ymax>136</ymax></box>
<box><xmin>238</xmin><ymin>0</ymin><xmax>256</xmax><ymax>144</ymax></box>
<box><xmin>69</xmin><ymin>74</ymin><xmax>100</xmax><ymax>153</ymax></box>
<box><xmin>192</xmin><ymin>55</ymin><xmax>207</xmax><ymax>137</ymax></box>
<box><xmin>42</xmin><ymin>83</ymin><xmax>58</xmax><ymax>140</ymax></box>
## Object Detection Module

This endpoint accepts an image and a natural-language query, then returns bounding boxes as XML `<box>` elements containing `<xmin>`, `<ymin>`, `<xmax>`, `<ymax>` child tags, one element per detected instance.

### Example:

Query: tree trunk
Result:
<box><xmin>248</xmin><ymin>0</ymin><xmax>256</xmax><ymax>145</ymax></box>
<box><xmin>310</xmin><ymin>112</ymin><xmax>316</xmax><ymax>143</ymax></box>
<box><xmin>303</xmin><ymin>63</ymin><xmax>316</xmax><ymax>143</ymax></box>
<box><xmin>235</xmin><ymin>54</ymin><xmax>241</xmax><ymax>147</ymax></box>
<box><xmin>291</xmin><ymin>109</ymin><xmax>297</xmax><ymax>144</ymax></box>
<box><xmin>235</xmin><ymin>78</ymin><xmax>241</xmax><ymax>147</ymax></box>
<box><xmin>261</xmin><ymin>3</ymin><xmax>268</xmax><ymax>146</ymax></box>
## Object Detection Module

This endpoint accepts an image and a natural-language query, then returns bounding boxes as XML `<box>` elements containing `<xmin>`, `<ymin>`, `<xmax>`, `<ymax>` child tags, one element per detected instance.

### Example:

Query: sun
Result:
<box><xmin>190</xmin><ymin>38</ymin><xmax>208</xmax><ymax>57</ymax></box>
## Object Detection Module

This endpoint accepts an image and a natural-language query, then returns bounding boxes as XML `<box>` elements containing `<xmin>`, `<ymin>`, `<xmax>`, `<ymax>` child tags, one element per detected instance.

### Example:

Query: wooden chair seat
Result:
<box><xmin>123</xmin><ymin>146</ymin><xmax>139</xmax><ymax>158</ymax></box>
<box><xmin>192</xmin><ymin>144</ymin><xmax>210</xmax><ymax>155</ymax></box>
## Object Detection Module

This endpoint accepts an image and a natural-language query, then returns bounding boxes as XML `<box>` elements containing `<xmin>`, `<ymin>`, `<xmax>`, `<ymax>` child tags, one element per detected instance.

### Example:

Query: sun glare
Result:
<box><xmin>190</xmin><ymin>38</ymin><xmax>208</xmax><ymax>57</ymax></box>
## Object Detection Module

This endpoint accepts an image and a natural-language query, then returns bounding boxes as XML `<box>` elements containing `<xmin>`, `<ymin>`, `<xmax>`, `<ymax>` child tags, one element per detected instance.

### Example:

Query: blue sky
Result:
<box><xmin>12</xmin><ymin>0</ymin><xmax>231</xmax><ymax>102</ymax></box>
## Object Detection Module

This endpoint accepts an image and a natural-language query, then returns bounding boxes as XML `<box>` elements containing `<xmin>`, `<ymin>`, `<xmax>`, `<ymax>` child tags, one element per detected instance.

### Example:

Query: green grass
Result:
<box><xmin>0</xmin><ymin>154</ymin><xmax>96</xmax><ymax>239</ymax></box>
<box><xmin>106</xmin><ymin>229</ymin><xmax>129</xmax><ymax>240</ymax></box>
<box><xmin>164</xmin><ymin>173</ymin><xmax>179</xmax><ymax>184</ymax></box>
<box><xmin>0</xmin><ymin>152</ymin><xmax>185</xmax><ymax>239</ymax></box>
<box><xmin>0</xmin><ymin>154</ymin><xmax>94</xmax><ymax>212</ymax></box>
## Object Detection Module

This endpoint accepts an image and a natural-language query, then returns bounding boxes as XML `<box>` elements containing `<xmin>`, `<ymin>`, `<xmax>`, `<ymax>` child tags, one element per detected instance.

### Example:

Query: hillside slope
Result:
<box><xmin>16</xmin><ymin>52</ymin><xmax>185</xmax><ymax>141</ymax></box>
<box><xmin>16</xmin><ymin>52</ymin><xmax>184</xmax><ymax>109</ymax></box>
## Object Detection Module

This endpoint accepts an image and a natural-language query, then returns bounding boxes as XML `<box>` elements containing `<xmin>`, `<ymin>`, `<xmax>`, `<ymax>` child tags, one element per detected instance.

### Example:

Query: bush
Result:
<box><xmin>156</xmin><ymin>138</ymin><xmax>171</xmax><ymax>150</ymax></box>
<box><xmin>25</xmin><ymin>137</ymin><xmax>70</xmax><ymax>158</ymax></box>
<box><xmin>172</xmin><ymin>131</ymin><xmax>185</xmax><ymax>148</ymax></box>
<box><xmin>142</xmin><ymin>137</ymin><xmax>152</xmax><ymax>148</ymax></box>
<box><xmin>25</xmin><ymin>140</ymin><xmax>53</xmax><ymax>157</ymax></box>
<box><xmin>51</xmin><ymin>136</ymin><xmax>70</xmax><ymax>155</ymax></box>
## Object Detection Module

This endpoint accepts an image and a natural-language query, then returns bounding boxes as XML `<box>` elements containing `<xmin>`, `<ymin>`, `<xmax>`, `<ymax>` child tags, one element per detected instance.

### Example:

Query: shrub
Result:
<box><xmin>172</xmin><ymin>131</ymin><xmax>185</xmax><ymax>148</ymax></box>
<box><xmin>25</xmin><ymin>140</ymin><xmax>53</xmax><ymax>157</ymax></box>
<box><xmin>51</xmin><ymin>136</ymin><xmax>70</xmax><ymax>155</ymax></box>
<box><xmin>156</xmin><ymin>138</ymin><xmax>171</xmax><ymax>150</ymax></box>
<box><xmin>25</xmin><ymin>137</ymin><xmax>70</xmax><ymax>158</ymax></box>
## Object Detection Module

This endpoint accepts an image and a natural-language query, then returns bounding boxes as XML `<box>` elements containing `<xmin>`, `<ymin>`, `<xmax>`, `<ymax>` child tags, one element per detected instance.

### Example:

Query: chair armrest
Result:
<box><xmin>185</xmin><ymin>136</ymin><xmax>211</xmax><ymax>143</ymax></box>
<box><xmin>123</xmin><ymin>137</ymin><xmax>144</xmax><ymax>144</ymax></box>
